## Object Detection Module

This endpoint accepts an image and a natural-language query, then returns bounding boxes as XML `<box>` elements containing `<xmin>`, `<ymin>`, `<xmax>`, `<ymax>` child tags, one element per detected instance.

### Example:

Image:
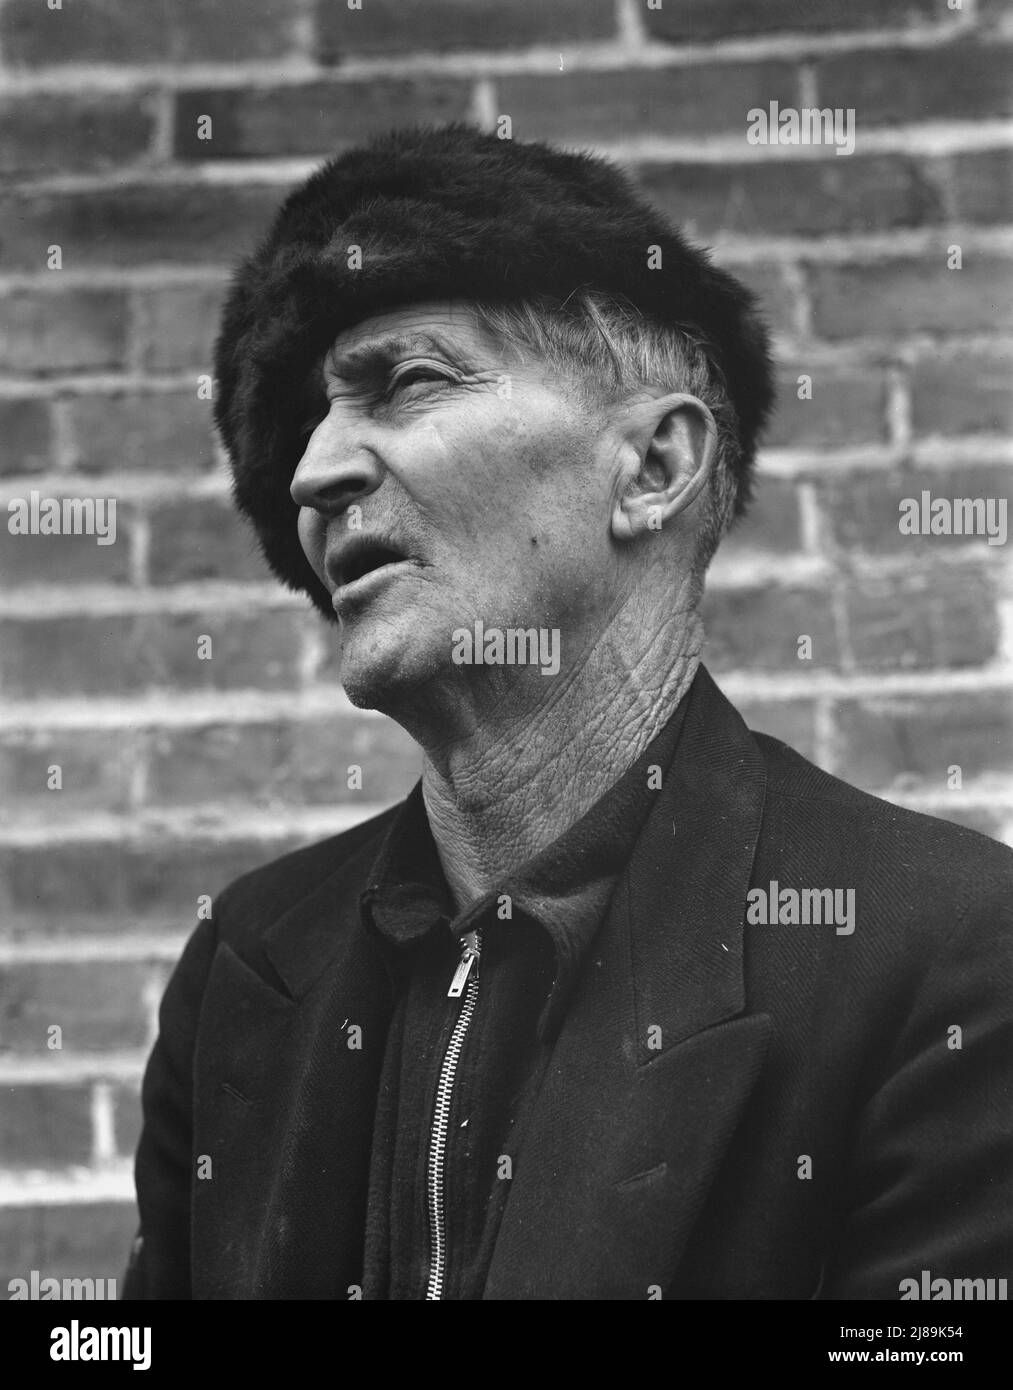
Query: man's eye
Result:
<box><xmin>383</xmin><ymin>361</ymin><xmax>455</xmax><ymax>399</ymax></box>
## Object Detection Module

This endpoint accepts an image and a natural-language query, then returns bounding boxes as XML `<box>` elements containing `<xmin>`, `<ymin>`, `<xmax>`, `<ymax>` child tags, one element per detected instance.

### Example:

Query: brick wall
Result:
<box><xmin>0</xmin><ymin>0</ymin><xmax>1010</xmax><ymax>1289</ymax></box>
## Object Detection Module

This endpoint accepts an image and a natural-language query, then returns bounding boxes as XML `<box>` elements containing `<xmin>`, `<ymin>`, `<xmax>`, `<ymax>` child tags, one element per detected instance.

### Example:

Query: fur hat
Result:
<box><xmin>214</xmin><ymin>123</ymin><xmax>775</xmax><ymax>618</ymax></box>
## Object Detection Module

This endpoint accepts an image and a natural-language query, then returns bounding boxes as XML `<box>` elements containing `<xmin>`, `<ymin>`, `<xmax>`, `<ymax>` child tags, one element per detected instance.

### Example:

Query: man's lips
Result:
<box><xmin>324</xmin><ymin>536</ymin><xmax>413</xmax><ymax>591</ymax></box>
<box><xmin>333</xmin><ymin>557</ymin><xmax>417</xmax><ymax>595</ymax></box>
<box><xmin>324</xmin><ymin>536</ymin><xmax>425</xmax><ymax>615</ymax></box>
<box><xmin>329</xmin><ymin>558</ymin><xmax>420</xmax><ymax>617</ymax></box>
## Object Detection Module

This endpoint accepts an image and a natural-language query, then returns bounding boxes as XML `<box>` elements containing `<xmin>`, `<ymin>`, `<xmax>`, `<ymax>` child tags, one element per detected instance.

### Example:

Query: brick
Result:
<box><xmin>175</xmin><ymin>79</ymin><xmax>475</xmax><ymax>161</ymax></box>
<box><xmin>702</xmin><ymin>585</ymin><xmax>841</xmax><ymax>671</ymax></box>
<box><xmin>0</xmin><ymin>1083</ymin><xmax>93</xmax><ymax>1166</ymax></box>
<box><xmin>0</xmin><ymin>961</ymin><xmax>154</xmax><ymax>1054</ymax></box>
<box><xmin>737</xmin><ymin>698</ymin><xmax>819</xmax><ymax>764</ymax></box>
<box><xmin>0</xmin><ymin>835</ymin><xmax>305</xmax><ymax>917</ymax></box>
<box><xmin>765</xmin><ymin>362</ymin><xmax>886</xmax><ymax>447</ymax></box>
<box><xmin>146</xmin><ymin>722</ymin><xmax>288</xmax><ymax>805</ymax></box>
<box><xmin>145</xmin><ymin>497</ymin><xmax>268</xmax><ymax>585</ymax></box>
<box><xmin>809</xmin><ymin>257</ymin><xmax>1013</xmax><ymax>339</ymax></box>
<box><xmin>172</xmin><ymin>0</ymin><xmax>309</xmax><ymax>62</ymax></box>
<box><xmin>816</xmin><ymin>43</ymin><xmax>1013</xmax><ymax>127</ymax></box>
<box><xmin>818</xmin><ymin>464</ymin><xmax>1012</xmax><ymax>554</ymax></box>
<box><xmin>0</xmin><ymin>729</ymin><xmax>136</xmax><ymax>816</ymax></box>
<box><xmin>636</xmin><ymin>155</ymin><xmax>943</xmax><ymax>239</ymax></box>
<box><xmin>0</xmin><ymin>483</ymin><xmax>132</xmax><ymax>581</ymax></box>
<box><xmin>911</xmin><ymin>352</ymin><xmax>1013</xmax><ymax>437</ymax></box>
<box><xmin>317</xmin><ymin>0</ymin><xmax>615</xmax><ymax>61</ymax></box>
<box><xmin>0</xmin><ymin>608</ymin><xmax>305</xmax><ymax>698</ymax></box>
<box><xmin>136</xmin><ymin>609</ymin><xmax>308</xmax><ymax>693</ymax></box>
<box><xmin>498</xmin><ymin>62</ymin><xmax>801</xmax><ymax>144</ymax></box>
<box><xmin>0</xmin><ymin>1202</ymin><xmax>137</xmax><ymax>1285</ymax></box>
<box><xmin>719</xmin><ymin>478</ymin><xmax>803</xmax><ymax>555</ymax></box>
<box><xmin>0</xmin><ymin>0</ymin><xmax>172</xmax><ymax>67</ymax></box>
<box><xmin>0</xmin><ymin>183</ymin><xmax>283</xmax><ymax>271</ymax></box>
<box><xmin>112</xmin><ymin>1080</ymin><xmax>142</xmax><ymax>1159</ymax></box>
<box><xmin>286</xmin><ymin>715</ymin><xmax>421</xmax><ymax>804</ymax></box>
<box><xmin>0</xmin><ymin>94</ymin><xmax>156</xmax><ymax>179</ymax></box>
<box><xmin>643</xmin><ymin>0</ymin><xmax>942</xmax><ymax>44</ymax></box>
<box><xmin>0</xmin><ymin>398</ymin><xmax>54</xmax><ymax>476</ymax></box>
<box><xmin>724</xmin><ymin>261</ymin><xmax>800</xmax><ymax>337</ymax></box>
<box><xmin>843</xmin><ymin>567</ymin><xmax>999</xmax><ymax>670</ymax></box>
<box><xmin>0</xmin><ymin>289</ymin><xmax>127</xmax><ymax>375</ymax></box>
<box><xmin>130</xmin><ymin>281</ymin><xmax>226</xmax><ymax>373</ymax></box>
<box><xmin>951</xmin><ymin>148</ymin><xmax>1013</xmax><ymax>225</ymax></box>
<box><xmin>146</xmin><ymin>714</ymin><xmax>419</xmax><ymax>807</ymax></box>
<box><xmin>830</xmin><ymin>690</ymin><xmax>1012</xmax><ymax>788</ymax></box>
<box><xmin>0</xmin><ymin>526</ymin><xmax>131</xmax><ymax>588</ymax></box>
<box><xmin>0</xmin><ymin>907</ymin><xmax>182</xmax><ymax>942</ymax></box>
<box><xmin>114</xmin><ymin>838</ymin><xmax>306</xmax><ymax>916</ymax></box>
<box><xmin>65</xmin><ymin>390</ymin><xmax>215</xmax><ymax>475</ymax></box>
<box><xmin>1</xmin><ymin>0</ymin><xmax>305</xmax><ymax>68</ymax></box>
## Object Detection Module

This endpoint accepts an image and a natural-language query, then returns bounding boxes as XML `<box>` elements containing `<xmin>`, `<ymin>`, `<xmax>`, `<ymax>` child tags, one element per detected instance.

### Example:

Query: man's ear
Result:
<box><xmin>611</xmin><ymin>394</ymin><xmax>718</xmax><ymax>541</ymax></box>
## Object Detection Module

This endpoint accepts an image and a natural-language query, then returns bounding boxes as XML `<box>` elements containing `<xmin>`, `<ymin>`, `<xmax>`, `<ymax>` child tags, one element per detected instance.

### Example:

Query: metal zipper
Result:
<box><xmin>425</xmin><ymin>928</ymin><xmax>482</xmax><ymax>1301</ymax></box>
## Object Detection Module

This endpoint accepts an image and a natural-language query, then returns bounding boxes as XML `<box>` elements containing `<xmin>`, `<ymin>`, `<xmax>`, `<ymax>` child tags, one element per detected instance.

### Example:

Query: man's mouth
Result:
<box><xmin>338</xmin><ymin>543</ymin><xmax>407</xmax><ymax>588</ymax></box>
<box><xmin>327</xmin><ymin>538</ymin><xmax>421</xmax><ymax>606</ymax></box>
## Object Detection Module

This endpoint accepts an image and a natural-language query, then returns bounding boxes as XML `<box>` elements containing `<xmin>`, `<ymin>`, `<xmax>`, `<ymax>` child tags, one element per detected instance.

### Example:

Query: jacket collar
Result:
<box><xmin>261</xmin><ymin>818</ymin><xmax>393</xmax><ymax>1001</ymax></box>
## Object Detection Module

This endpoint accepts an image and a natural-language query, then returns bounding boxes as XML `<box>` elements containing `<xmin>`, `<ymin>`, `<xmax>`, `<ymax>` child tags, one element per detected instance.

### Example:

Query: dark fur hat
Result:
<box><xmin>214</xmin><ymin>123</ymin><xmax>775</xmax><ymax>618</ymax></box>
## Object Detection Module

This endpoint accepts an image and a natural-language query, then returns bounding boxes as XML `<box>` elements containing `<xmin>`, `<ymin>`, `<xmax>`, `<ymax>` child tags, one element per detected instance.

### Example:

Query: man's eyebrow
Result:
<box><xmin>325</xmin><ymin>332</ymin><xmax>468</xmax><ymax>378</ymax></box>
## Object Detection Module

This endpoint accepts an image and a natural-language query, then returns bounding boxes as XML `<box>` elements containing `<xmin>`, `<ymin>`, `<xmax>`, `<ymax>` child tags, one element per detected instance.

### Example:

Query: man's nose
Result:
<box><xmin>289</xmin><ymin>412</ymin><xmax>384</xmax><ymax>515</ymax></box>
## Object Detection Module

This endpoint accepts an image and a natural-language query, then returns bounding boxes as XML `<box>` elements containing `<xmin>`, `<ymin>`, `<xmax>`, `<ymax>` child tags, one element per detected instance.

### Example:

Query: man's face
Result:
<box><xmin>292</xmin><ymin>301</ymin><xmax>626</xmax><ymax>715</ymax></box>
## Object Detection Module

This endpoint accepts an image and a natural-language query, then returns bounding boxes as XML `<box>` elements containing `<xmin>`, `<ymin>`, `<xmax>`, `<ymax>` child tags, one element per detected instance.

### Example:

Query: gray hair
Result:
<box><xmin>472</xmin><ymin>289</ymin><xmax>744</xmax><ymax>590</ymax></box>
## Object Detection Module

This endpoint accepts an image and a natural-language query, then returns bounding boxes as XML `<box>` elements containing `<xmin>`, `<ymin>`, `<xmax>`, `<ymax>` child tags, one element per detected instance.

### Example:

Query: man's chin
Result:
<box><xmin>339</xmin><ymin>655</ymin><xmax>407</xmax><ymax>714</ymax></box>
<box><xmin>337</xmin><ymin>628</ymin><xmax>439</xmax><ymax>716</ymax></box>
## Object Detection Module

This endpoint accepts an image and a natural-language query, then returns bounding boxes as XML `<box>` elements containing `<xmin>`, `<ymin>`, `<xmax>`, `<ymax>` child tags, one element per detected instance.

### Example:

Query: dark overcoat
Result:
<box><xmin>122</xmin><ymin>667</ymin><xmax>1012</xmax><ymax>1300</ymax></box>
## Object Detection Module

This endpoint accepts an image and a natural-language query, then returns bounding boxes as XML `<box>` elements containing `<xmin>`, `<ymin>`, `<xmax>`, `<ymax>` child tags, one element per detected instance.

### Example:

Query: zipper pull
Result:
<box><xmin>447</xmin><ymin>930</ymin><xmax>481</xmax><ymax>998</ymax></box>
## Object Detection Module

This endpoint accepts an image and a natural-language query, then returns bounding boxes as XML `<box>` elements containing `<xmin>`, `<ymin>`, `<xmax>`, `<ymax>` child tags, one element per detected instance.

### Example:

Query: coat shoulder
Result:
<box><xmin>752</xmin><ymin>728</ymin><xmax>1013</xmax><ymax>911</ymax></box>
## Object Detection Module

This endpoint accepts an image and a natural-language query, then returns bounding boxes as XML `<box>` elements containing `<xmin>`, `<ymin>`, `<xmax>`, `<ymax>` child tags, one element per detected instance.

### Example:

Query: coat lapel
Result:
<box><xmin>485</xmin><ymin>667</ymin><xmax>772</xmax><ymax>1299</ymax></box>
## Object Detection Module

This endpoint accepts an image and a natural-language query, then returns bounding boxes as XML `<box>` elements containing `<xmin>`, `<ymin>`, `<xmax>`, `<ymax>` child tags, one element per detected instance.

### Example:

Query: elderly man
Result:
<box><xmin>123</xmin><ymin>125</ymin><xmax>1011</xmax><ymax>1301</ymax></box>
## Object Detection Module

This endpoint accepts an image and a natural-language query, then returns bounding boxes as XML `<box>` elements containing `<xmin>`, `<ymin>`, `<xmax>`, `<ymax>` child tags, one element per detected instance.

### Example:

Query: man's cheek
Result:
<box><xmin>408</xmin><ymin>419</ymin><xmax>450</xmax><ymax>458</ymax></box>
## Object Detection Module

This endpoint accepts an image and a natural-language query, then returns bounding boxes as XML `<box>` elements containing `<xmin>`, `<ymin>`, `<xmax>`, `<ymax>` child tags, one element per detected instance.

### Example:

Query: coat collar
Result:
<box><xmin>260</xmin><ymin>814</ymin><xmax>394</xmax><ymax>1002</ymax></box>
